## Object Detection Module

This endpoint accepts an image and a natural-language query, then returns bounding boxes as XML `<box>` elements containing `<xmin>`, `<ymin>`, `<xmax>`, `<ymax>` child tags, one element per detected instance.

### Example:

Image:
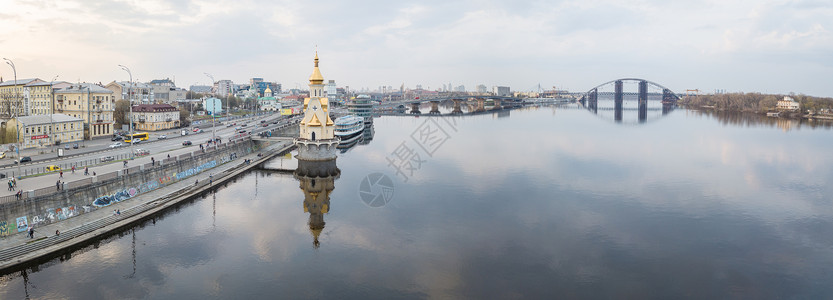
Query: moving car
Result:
<box><xmin>0</xmin><ymin>152</ymin><xmax>6</xmax><ymax>159</ymax></box>
<box><xmin>158</xmin><ymin>135</ymin><xmax>167</xmax><ymax>140</ymax></box>
<box><xmin>131</xmin><ymin>139</ymin><xmax>141</xmax><ymax>144</ymax></box>
<box><xmin>101</xmin><ymin>155</ymin><xmax>115</xmax><ymax>162</ymax></box>
<box><xmin>112</xmin><ymin>135</ymin><xmax>123</xmax><ymax>141</ymax></box>
<box><xmin>134</xmin><ymin>148</ymin><xmax>150</xmax><ymax>156</ymax></box>
<box><xmin>109</xmin><ymin>142</ymin><xmax>123</xmax><ymax>148</ymax></box>
<box><xmin>182</xmin><ymin>140</ymin><xmax>192</xmax><ymax>146</ymax></box>
<box><xmin>46</xmin><ymin>165</ymin><xmax>61</xmax><ymax>172</ymax></box>
<box><xmin>16</xmin><ymin>156</ymin><xmax>31</xmax><ymax>164</ymax></box>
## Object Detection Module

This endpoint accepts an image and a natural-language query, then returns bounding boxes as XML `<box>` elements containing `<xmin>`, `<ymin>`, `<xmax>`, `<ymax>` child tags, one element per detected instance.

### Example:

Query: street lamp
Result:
<box><xmin>50</xmin><ymin>75</ymin><xmax>58</xmax><ymax>153</ymax></box>
<box><xmin>204</xmin><ymin>72</ymin><xmax>216</xmax><ymax>148</ymax></box>
<box><xmin>118</xmin><ymin>64</ymin><xmax>134</xmax><ymax>160</ymax></box>
<box><xmin>3</xmin><ymin>58</ymin><xmax>22</xmax><ymax>179</ymax></box>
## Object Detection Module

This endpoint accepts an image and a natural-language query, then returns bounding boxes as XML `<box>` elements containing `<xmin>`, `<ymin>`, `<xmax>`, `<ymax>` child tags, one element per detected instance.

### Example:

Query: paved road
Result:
<box><xmin>0</xmin><ymin>111</ymin><xmax>302</xmax><ymax>197</ymax></box>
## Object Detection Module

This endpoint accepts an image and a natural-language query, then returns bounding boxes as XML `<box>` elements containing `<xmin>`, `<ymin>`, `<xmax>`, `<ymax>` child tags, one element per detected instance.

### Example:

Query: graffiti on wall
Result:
<box><xmin>93</xmin><ymin>187</ymin><xmax>139</xmax><ymax>207</ymax></box>
<box><xmin>31</xmin><ymin>206</ymin><xmax>78</xmax><ymax>226</ymax></box>
<box><xmin>16</xmin><ymin>216</ymin><xmax>28</xmax><ymax>232</ymax></box>
<box><xmin>173</xmin><ymin>160</ymin><xmax>217</xmax><ymax>180</ymax></box>
<box><xmin>0</xmin><ymin>220</ymin><xmax>17</xmax><ymax>236</ymax></box>
<box><xmin>0</xmin><ymin>148</ymin><xmax>241</xmax><ymax>238</ymax></box>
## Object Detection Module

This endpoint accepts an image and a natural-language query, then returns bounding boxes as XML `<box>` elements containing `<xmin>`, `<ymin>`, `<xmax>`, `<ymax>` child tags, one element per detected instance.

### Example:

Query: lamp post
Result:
<box><xmin>50</xmin><ymin>75</ymin><xmax>58</xmax><ymax>153</ymax></box>
<box><xmin>118</xmin><ymin>65</ymin><xmax>134</xmax><ymax>160</ymax></box>
<box><xmin>4</xmin><ymin>58</ymin><xmax>22</xmax><ymax>179</ymax></box>
<box><xmin>204</xmin><ymin>72</ymin><xmax>216</xmax><ymax>148</ymax></box>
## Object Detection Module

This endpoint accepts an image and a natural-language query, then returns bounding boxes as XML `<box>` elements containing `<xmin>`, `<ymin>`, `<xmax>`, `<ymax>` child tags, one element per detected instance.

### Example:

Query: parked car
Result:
<box><xmin>101</xmin><ymin>155</ymin><xmax>115</xmax><ymax>162</ymax></box>
<box><xmin>182</xmin><ymin>140</ymin><xmax>192</xmax><ymax>146</ymax></box>
<box><xmin>111</xmin><ymin>135</ymin><xmax>123</xmax><ymax>141</ymax></box>
<box><xmin>0</xmin><ymin>151</ymin><xmax>6</xmax><ymax>159</ymax></box>
<box><xmin>260</xmin><ymin>120</ymin><xmax>266</xmax><ymax>123</ymax></box>
<box><xmin>109</xmin><ymin>142</ymin><xmax>123</xmax><ymax>148</ymax></box>
<box><xmin>73</xmin><ymin>143</ymin><xmax>79</xmax><ymax>149</ymax></box>
<box><xmin>46</xmin><ymin>165</ymin><xmax>61</xmax><ymax>172</ymax></box>
<box><xmin>158</xmin><ymin>135</ymin><xmax>167</xmax><ymax>140</ymax></box>
<box><xmin>64</xmin><ymin>144</ymin><xmax>70</xmax><ymax>150</ymax></box>
<box><xmin>16</xmin><ymin>156</ymin><xmax>31</xmax><ymax>164</ymax></box>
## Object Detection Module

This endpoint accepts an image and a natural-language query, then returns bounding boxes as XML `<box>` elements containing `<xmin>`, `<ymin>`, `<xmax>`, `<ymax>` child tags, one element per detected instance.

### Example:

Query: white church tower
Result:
<box><xmin>294</xmin><ymin>52</ymin><xmax>339</xmax><ymax>161</ymax></box>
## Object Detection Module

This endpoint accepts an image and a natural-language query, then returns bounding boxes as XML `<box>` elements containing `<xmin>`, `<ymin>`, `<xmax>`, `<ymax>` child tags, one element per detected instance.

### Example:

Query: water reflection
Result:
<box><xmin>294</xmin><ymin>159</ymin><xmax>340</xmax><ymax>248</ymax></box>
<box><xmin>686</xmin><ymin>109</ymin><xmax>833</xmax><ymax>130</ymax></box>
<box><xmin>580</xmin><ymin>97</ymin><xmax>676</xmax><ymax>124</ymax></box>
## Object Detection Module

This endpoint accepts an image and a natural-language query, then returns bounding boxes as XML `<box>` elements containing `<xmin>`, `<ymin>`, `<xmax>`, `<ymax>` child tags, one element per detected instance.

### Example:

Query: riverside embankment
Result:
<box><xmin>0</xmin><ymin>136</ymin><xmax>294</xmax><ymax>273</ymax></box>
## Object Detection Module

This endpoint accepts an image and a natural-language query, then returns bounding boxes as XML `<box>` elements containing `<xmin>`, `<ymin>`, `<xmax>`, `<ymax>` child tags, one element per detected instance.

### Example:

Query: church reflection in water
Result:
<box><xmin>294</xmin><ymin>159</ymin><xmax>340</xmax><ymax>248</ymax></box>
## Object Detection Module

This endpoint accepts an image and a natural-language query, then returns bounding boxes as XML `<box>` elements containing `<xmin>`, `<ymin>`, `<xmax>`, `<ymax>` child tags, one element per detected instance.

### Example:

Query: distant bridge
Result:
<box><xmin>579</xmin><ymin>78</ymin><xmax>681</xmax><ymax>104</ymax></box>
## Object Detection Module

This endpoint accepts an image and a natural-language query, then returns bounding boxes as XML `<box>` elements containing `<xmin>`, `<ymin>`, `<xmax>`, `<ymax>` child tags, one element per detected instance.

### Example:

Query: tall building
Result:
<box><xmin>214</xmin><ymin>80</ymin><xmax>234</xmax><ymax>97</ymax></box>
<box><xmin>54</xmin><ymin>83</ymin><xmax>115</xmax><ymax>138</ymax></box>
<box><xmin>295</xmin><ymin>52</ymin><xmax>338</xmax><ymax>161</ymax></box>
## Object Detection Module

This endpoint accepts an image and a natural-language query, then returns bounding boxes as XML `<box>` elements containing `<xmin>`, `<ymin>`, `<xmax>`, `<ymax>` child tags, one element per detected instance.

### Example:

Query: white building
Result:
<box><xmin>777</xmin><ymin>96</ymin><xmax>800</xmax><ymax>110</ymax></box>
<box><xmin>493</xmin><ymin>86</ymin><xmax>511</xmax><ymax>97</ymax></box>
<box><xmin>214</xmin><ymin>80</ymin><xmax>234</xmax><ymax>97</ymax></box>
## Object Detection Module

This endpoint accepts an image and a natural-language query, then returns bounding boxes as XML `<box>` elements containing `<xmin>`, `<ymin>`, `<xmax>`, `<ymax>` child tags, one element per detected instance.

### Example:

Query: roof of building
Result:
<box><xmin>26</xmin><ymin>81</ymin><xmax>69</xmax><ymax>87</ymax></box>
<box><xmin>309</xmin><ymin>52</ymin><xmax>324</xmax><ymax>84</ymax></box>
<box><xmin>0</xmin><ymin>78</ymin><xmax>42</xmax><ymax>87</ymax></box>
<box><xmin>131</xmin><ymin>104</ymin><xmax>178</xmax><ymax>112</ymax></box>
<box><xmin>14</xmin><ymin>114</ymin><xmax>83</xmax><ymax>125</ymax></box>
<box><xmin>56</xmin><ymin>83</ymin><xmax>113</xmax><ymax>94</ymax></box>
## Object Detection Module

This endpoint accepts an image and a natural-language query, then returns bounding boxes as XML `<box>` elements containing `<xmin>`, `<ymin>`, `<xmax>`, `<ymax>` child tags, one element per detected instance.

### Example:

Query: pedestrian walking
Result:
<box><xmin>123</xmin><ymin>161</ymin><xmax>128</xmax><ymax>168</ymax></box>
<box><xmin>28</xmin><ymin>227</ymin><xmax>34</xmax><ymax>239</ymax></box>
<box><xmin>59</xmin><ymin>171</ymin><xmax>63</xmax><ymax>178</ymax></box>
<box><xmin>12</xmin><ymin>178</ymin><xmax>16</xmax><ymax>188</ymax></box>
<box><xmin>7</xmin><ymin>180</ymin><xmax>11</xmax><ymax>191</ymax></box>
<box><xmin>56</xmin><ymin>180</ymin><xmax>61</xmax><ymax>191</ymax></box>
<box><xmin>167</xmin><ymin>154</ymin><xmax>170</xmax><ymax>159</ymax></box>
<box><xmin>84</xmin><ymin>167</ymin><xmax>89</xmax><ymax>176</ymax></box>
<box><xmin>72</xmin><ymin>166</ymin><xmax>75</xmax><ymax>173</ymax></box>
<box><xmin>151</xmin><ymin>157</ymin><xmax>155</xmax><ymax>166</ymax></box>
<box><xmin>16</xmin><ymin>190</ymin><xmax>22</xmax><ymax>200</ymax></box>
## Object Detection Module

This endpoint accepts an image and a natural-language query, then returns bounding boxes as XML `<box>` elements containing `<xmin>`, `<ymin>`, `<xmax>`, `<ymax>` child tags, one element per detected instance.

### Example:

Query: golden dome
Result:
<box><xmin>308</xmin><ymin>52</ymin><xmax>324</xmax><ymax>85</ymax></box>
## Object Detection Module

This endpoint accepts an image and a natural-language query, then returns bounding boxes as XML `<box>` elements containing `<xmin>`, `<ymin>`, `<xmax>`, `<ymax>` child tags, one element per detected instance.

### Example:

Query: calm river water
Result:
<box><xmin>2</xmin><ymin>104</ymin><xmax>833</xmax><ymax>299</ymax></box>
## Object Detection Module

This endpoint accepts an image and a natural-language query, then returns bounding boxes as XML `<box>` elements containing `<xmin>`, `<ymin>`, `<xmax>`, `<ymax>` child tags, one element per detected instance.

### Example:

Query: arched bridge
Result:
<box><xmin>579</xmin><ymin>78</ymin><xmax>680</xmax><ymax>123</ymax></box>
<box><xmin>579</xmin><ymin>78</ymin><xmax>681</xmax><ymax>104</ymax></box>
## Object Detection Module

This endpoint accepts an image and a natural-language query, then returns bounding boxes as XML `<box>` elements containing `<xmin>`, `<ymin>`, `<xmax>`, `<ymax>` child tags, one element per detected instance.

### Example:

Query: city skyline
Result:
<box><xmin>1</xmin><ymin>0</ymin><xmax>831</xmax><ymax>96</ymax></box>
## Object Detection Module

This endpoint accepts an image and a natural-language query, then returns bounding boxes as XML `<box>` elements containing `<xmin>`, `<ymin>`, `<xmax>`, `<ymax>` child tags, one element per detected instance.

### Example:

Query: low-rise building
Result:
<box><xmin>6</xmin><ymin>114</ymin><xmax>84</xmax><ymax>149</ymax></box>
<box><xmin>105</xmin><ymin>81</ymin><xmax>154</xmax><ymax>104</ymax></box>
<box><xmin>777</xmin><ymin>96</ymin><xmax>800</xmax><ymax>110</ymax></box>
<box><xmin>0</xmin><ymin>78</ymin><xmax>44</xmax><ymax>118</ymax></box>
<box><xmin>54</xmin><ymin>83</ymin><xmax>115</xmax><ymax>138</ymax></box>
<box><xmin>131</xmin><ymin>104</ymin><xmax>179</xmax><ymax>131</ymax></box>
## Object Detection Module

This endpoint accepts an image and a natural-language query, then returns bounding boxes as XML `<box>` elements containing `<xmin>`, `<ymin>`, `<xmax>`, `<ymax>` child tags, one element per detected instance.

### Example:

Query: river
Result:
<box><xmin>1</xmin><ymin>103</ymin><xmax>832</xmax><ymax>299</ymax></box>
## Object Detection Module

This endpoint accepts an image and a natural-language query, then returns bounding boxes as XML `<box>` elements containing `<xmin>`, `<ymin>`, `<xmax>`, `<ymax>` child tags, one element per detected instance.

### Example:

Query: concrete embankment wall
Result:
<box><xmin>0</xmin><ymin>139</ymin><xmax>258</xmax><ymax>237</ymax></box>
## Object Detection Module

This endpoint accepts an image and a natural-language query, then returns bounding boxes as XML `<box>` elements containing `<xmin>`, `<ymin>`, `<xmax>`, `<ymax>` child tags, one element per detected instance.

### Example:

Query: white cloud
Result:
<box><xmin>0</xmin><ymin>0</ymin><xmax>831</xmax><ymax>96</ymax></box>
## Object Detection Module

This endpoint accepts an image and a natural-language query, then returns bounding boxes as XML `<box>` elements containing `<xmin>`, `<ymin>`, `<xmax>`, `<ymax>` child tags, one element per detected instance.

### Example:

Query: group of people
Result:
<box><xmin>7</xmin><ymin>178</ymin><xmax>17</xmax><ymax>191</ymax></box>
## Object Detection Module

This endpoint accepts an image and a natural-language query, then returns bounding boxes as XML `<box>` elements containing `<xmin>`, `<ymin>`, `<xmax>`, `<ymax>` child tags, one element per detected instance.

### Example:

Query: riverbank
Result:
<box><xmin>0</xmin><ymin>139</ymin><xmax>293</xmax><ymax>273</ymax></box>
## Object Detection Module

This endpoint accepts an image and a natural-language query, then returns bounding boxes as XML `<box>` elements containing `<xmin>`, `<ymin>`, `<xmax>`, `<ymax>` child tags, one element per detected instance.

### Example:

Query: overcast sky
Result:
<box><xmin>1</xmin><ymin>0</ymin><xmax>831</xmax><ymax>96</ymax></box>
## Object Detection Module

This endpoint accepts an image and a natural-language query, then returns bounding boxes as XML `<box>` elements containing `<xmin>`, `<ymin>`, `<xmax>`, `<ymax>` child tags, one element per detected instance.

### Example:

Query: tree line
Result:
<box><xmin>679</xmin><ymin>93</ymin><xmax>833</xmax><ymax>114</ymax></box>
